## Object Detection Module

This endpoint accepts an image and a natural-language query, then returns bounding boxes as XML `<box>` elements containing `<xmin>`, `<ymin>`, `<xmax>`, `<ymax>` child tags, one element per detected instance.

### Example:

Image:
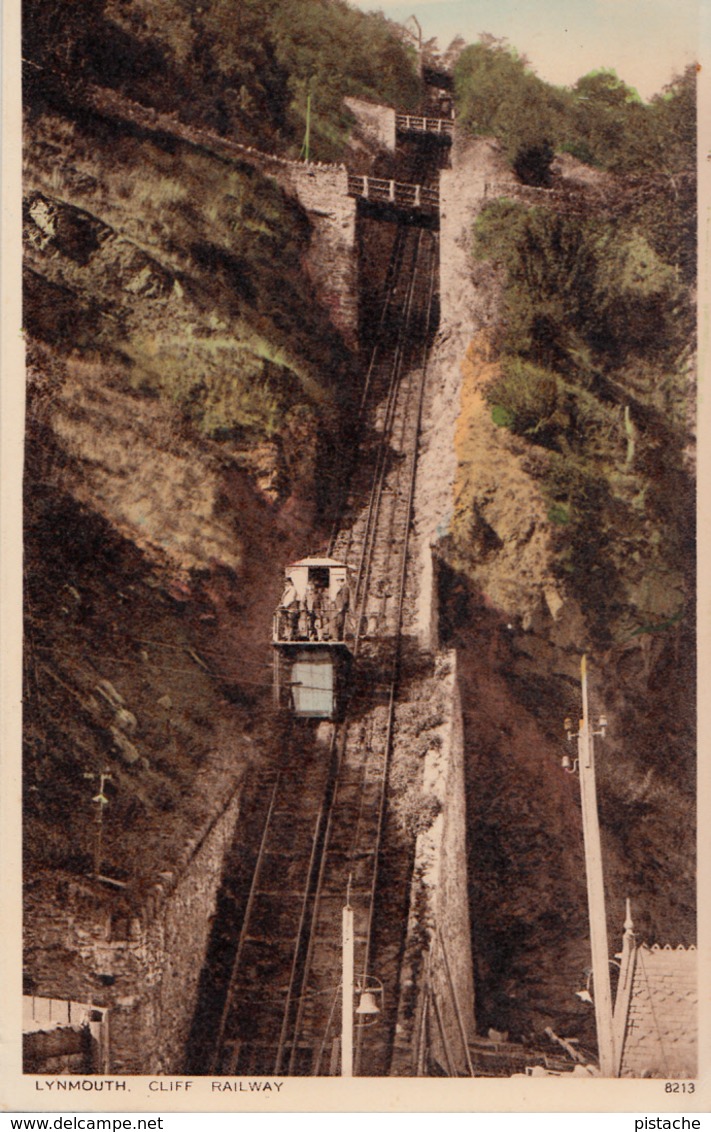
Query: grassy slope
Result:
<box><xmin>23</xmin><ymin>108</ymin><xmax>355</xmax><ymax>448</ymax></box>
<box><xmin>21</xmin><ymin>67</ymin><xmax>363</xmax><ymax>881</ymax></box>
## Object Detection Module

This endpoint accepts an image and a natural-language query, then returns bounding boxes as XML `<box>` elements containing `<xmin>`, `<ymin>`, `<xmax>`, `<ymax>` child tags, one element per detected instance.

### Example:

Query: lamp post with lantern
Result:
<box><xmin>341</xmin><ymin>879</ymin><xmax>383</xmax><ymax>1077</ymax></box>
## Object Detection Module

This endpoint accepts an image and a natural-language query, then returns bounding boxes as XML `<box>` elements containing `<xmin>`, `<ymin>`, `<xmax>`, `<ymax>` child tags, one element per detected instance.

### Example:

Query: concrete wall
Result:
<box><xmin>390</xmin><ymin>652</ymin><xmax>475</xmax><ymax>1076</ymax></box>
<box><xmin>344</xmin><ymin>97</ymin><xmax>396</xmax><ymax>152</ymax></box>
<box><xmin>24</xmin><ymin>786</ymin><xmax>243</xmax><ymax>1074</ymax></box>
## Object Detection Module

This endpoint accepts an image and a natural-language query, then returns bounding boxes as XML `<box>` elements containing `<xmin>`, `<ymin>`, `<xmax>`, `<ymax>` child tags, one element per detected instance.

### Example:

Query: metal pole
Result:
<box><xmin>273</xmin><ymin>648</ymin><xmax>280</xmax><ymax>709</ymax></box>
<box><xmin>304</xmin><ymin>91</ymin><xmax>311</xmax><ymax>162</ymax></box>
<box><xmin>432</xmin><ymin>991</ymin><xmax>456</xmax><ymax>1077</ymax></box>
<box><xmin>94</xmin><ymin>805</ymin><xmax>103</xmax><ymax>877</ymax></box>
<box><xmin>341</xmin><ymin>899</ymin><xmax>354</xmax><ymax>1077</ymax></box>
<box><xmin>577</xmin><ymin>655</ymin><xmax>616</xmax><ymax>1076</ymax></box>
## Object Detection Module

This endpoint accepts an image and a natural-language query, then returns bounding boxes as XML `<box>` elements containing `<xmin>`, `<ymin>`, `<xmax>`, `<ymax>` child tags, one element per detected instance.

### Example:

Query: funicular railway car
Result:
<box><xmin>272</xmin><ymin>556</ymin><xmax>353</xmax><ymax>720</ymax></box>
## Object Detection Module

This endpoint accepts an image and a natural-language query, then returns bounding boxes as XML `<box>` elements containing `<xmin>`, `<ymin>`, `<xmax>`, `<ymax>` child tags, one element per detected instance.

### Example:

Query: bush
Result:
<box><xmin>487</xmin><ymin>358</ymin><xmax>562</xmax><ymax>439</ymax></box>
<box><xmin>466</xmin><ymin>191</ymin><xmax>694</xmax><ymax>643</ymax></box>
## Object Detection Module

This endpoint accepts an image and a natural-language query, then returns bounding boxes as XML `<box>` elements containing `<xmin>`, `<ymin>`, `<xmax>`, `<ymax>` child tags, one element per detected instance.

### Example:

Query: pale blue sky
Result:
<box><xmin>349</xmin><ymin>0</ymin><xmax>699</xmax><ymax>100</ymax></box>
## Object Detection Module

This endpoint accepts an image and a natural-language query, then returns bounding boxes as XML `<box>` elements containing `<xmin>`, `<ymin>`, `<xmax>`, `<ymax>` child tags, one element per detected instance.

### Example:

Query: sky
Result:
<box><xmin>348</xmin><ymin>0</ymin><xmax>700</xmax><ymax>100</ymax></box>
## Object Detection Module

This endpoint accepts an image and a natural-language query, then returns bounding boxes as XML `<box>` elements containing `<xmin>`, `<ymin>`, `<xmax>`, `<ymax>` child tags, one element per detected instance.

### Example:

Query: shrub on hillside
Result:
<box><xmin>468</xmin><ymin>192</ymin><xmax>694</xmax><ymax>644</ymax></box>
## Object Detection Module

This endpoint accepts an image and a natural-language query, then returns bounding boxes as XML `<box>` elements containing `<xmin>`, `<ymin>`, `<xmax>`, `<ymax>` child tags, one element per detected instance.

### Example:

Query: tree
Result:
<box><xmin>454</xmin><ymin>38</ymin><xmax>568</xmax><ymax>170</ymax></box>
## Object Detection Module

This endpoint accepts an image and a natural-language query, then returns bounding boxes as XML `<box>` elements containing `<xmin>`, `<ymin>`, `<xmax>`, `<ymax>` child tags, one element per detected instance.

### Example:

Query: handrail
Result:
<box><xmin>395</xmin><ymin>114</ymin><xmax>453</xmax><ymax>136</ymax></box>
<box><xmin>346</xmin><ymin>174</ymin><xmax>439</xmax><ymax>212</ymax></box>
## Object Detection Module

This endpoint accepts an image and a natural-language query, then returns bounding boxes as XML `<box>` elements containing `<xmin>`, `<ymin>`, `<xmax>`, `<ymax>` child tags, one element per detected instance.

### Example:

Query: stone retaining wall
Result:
<box><xmin>24</xmin><ymin>784</ymin><xmax>243</xmax><ymax>1074</ymax></box>
<box><xmin>273</xmin><ymin>164</ymin><xmax>358</xmax><ymax>349</ymax></box>
<box><xmin>390</xmin><ymin>651</ymin><xmax>475</xmax><ymax>1076</ymax></box>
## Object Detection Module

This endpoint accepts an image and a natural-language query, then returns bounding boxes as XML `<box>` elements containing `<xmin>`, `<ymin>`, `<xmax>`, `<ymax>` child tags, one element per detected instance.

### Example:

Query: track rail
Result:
<box><xmin>209</xmin><ymin>225</ymin><xmax>438</xmax><ymax>1077</ymax></box>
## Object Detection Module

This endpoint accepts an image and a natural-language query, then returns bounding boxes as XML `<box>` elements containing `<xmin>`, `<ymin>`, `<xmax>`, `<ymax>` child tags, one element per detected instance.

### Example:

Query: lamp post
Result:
<box><xmin>563</xmin><ymin>656</ymin><xmax>615</xmax><ymax>1077</ymax></box>
<box><xmin>341</xmin><ymin>881</ymin><xmax>382</xmax><ymax>1077</ymax></box>
<box><xmin>342</xmin><ymin>893</ymin><xmax>354</xmax><ymax>1077</ymax></box>
<box><xmin>83</xmin><ymin>769</ymin><xmax>112</xmax><ymax>878</ymax></box>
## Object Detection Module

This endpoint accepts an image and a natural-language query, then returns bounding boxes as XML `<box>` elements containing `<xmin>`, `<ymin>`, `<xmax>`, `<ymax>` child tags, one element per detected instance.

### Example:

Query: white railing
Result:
<box><xmin>395</xmin><ymin>114</ymin><xmax>453</xmax><ymax>137</ymax></box>
<box><xmin>346</xmin><ymin>175</ymin><xmax>439</xmax><ymax>212</ymax></box>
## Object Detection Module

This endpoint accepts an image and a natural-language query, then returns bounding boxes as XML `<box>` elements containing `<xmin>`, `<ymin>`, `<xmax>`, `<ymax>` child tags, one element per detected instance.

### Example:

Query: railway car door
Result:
<box><xmin>291</xmin><ymin>651</ymin><xmax>335</xmax><ymax>719</ymax></box>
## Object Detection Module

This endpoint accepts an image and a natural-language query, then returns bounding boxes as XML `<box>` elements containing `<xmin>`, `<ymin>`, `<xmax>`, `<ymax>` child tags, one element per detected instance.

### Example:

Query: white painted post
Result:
<box><xmin>363</xmin><ymin>176</ymin><xmax>369</xmax><ymax>200</ymax></box>
<box><xmin>577</xmin><ymin>656</ymin><xmax>616</xmax><ymax>1076</ymax></box>
<box><xmin>342</xmin><ymin>901</ymin><xmax>354</xmax><ymax>1077</ymax></box>
<box><xmin>389</xmin><ymin>180</ymin><xmax>395</xmax><ymax>202</ymax></box>
<box><xmin>415</xmin><ymin>184</ymin><xmax>421</xmax><ymax>208</ymax></box>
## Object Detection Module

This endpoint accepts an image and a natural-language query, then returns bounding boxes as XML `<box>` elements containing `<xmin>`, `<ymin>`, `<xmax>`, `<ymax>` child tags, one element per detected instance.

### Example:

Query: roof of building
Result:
<box><xmin>613</xmin><ymin>902</ymin><xmax>697</xmax><ymax>1079</ymax></box>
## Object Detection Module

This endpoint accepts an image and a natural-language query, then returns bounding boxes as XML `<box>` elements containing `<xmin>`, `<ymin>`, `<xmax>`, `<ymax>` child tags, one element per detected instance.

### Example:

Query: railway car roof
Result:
<box><xmin>287</xmin><ymin>556</ymin><xmax>348</xmax><ymax>569</ymax></box>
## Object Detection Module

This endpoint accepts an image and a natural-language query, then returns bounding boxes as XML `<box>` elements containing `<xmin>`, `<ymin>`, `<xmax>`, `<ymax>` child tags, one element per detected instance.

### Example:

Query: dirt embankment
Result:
<box><xmin>21</xmin><ymin>104</ymin><xmax>353</xmax><ymax>894</ymax></box>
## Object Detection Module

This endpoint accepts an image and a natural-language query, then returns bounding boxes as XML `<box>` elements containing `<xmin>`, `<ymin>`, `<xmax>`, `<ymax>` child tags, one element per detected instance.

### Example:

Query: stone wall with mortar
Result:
<box><xmin>390</xmin><ymin>651</ymin><xmax>475</xmax><ymax>1076</ymax></box>
<box><xmin>273</xmin><ymin>163</ymin><xmax>359</xmax><ymax>350</ymax></box>
<box><xmin>24</xmin><ymin>785</ymin><xmax>243</xmax><ymax>1074</ymax></box>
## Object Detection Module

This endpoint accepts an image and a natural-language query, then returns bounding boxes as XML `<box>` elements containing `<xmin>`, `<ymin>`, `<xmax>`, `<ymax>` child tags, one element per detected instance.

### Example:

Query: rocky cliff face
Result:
<box><xmin>409</xmin><ymin>133</ymin><xmax>695</xmax><ymax>1044</ymax></box>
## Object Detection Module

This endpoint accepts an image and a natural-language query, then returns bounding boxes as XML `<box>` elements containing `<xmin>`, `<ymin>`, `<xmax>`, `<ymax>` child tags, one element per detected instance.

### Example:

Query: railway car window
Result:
<box><xmin>308</xmin><ymin>566</ymin><xmax>330</xmax><ymax>588</ymax></box>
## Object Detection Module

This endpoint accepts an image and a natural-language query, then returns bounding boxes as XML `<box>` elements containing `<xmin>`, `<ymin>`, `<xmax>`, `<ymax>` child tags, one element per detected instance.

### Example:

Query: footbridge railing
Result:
<box><xmin>395</xmin><ymin>114</ymin><xmax>453</xmax><ymax>139</ymax></box>
<box><xmin>346</xmin><ymin>174</ymin><xmax>440</xmax><ymax>214</ymax></box>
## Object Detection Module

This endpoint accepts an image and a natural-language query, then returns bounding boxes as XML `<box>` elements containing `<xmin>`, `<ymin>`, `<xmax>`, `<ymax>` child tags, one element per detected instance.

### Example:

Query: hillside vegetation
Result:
<box><xmin>449</xmin><ymin>38</ymin><xmax>695</xmax><ymax>648</ymax></box>
<box><xmin>22</xmin><ymin>0</ymin><xmax>422</xmax><ymax>881</ymax></box>
<box><xmin>22</xmin><ymin>6</ymin><xmax>696</xmax><ymax>1053</ymax></box>
<box><xmin>441</xmin><ymin>40</ymin><xmax>696</xmax><ymax>1034</ymax></box>
<box><xmin>24</xmin><ymin>0</ymin><xmax>420</xmax><ymax>161</ymax></box>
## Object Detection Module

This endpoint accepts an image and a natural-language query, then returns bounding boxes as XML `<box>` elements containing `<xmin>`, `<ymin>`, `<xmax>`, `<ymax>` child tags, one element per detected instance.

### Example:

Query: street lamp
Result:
<box><xmin>355</xmin><ymin>975</ymin><xmax>384</xmax><ymax>1020</ymax></box>
<box><xmin>563</xmin><ymin>656</ymin><xmax>616</xmax><ymax>1077</ymax></box>
<box><xmin>341</xmin><ymin>883</ymin><xmax>383</xmax><ymax>1076</ymax></box>
<box><xmin>575</xmin><ymin>960</ymin><xmax>621</xmax><ymax>1005</ymax></box>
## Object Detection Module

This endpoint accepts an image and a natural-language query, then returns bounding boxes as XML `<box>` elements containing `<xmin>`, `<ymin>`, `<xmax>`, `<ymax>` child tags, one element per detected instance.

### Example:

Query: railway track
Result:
<box><xmin>208</xmin><ymin>224</ymin><xmax>439</xmax><ymax>1077</ymax></box>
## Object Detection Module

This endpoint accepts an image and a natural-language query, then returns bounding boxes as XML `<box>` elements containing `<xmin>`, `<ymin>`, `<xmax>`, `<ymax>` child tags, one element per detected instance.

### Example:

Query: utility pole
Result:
<box><xmin>567</xmin><ymin>656</ymin><xmax>615</xmax><ymax>1076</ymax></box>
<box><xmin>300</xmin><ymin>87</ymin><xmax>312</xmax><ymax>163</ymax></box>
<box><xmin>341</xmin><ymin>883</ymin><xmax>354</xmax><ymax>1077</ymax></box>
<box><xmin>84</xmin><ymin>769</ymin><xmax>112</xmax><ymax>879</ymax></box>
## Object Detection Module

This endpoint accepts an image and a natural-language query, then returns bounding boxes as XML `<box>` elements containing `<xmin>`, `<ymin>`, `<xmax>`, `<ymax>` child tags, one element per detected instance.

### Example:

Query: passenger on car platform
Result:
<box><xmin>306</xmin><ymin>580</ymin><xmax>327</xmax><ymax>640</ymax></box>
<box><xmin>279</xmin><ymin>576</ymin><xmax>299</xmax><ymax>640</ymax></box>
<box><xmin>333</xmin><ymin>582</ymin><xmax>350</xmax><ymax>639</ymax></box>
<box><xmin>297</xmin><ymin>603</ymin><xmax>310</xmax><ymax>640</ymax></box>
<box><xmin>320</xmin><ymin>595</ymin><xmax>335</xmax><ymax>641</ymax></box>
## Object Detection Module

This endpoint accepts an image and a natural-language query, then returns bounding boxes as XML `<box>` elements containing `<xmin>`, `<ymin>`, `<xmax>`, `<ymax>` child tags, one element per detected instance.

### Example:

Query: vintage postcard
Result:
<box><xmin>1</xmin><ymin>0</ymin><xmax>709</xmax><ymax>1116</ymax></box>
